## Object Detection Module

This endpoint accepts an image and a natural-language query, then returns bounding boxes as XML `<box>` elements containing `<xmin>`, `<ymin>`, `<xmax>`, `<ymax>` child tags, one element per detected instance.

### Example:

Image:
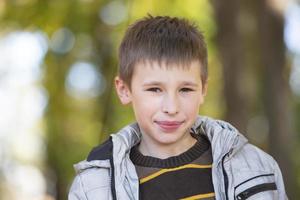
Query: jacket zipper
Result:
<box><xmin>236</xmin><ymin>182</ymin><xmax>277</xmax><ymax>200</ymax></box>
<box><xmin>222</xmin><ymin>152</ymin><xmax>230</xmax><ymax>200</ymax></box>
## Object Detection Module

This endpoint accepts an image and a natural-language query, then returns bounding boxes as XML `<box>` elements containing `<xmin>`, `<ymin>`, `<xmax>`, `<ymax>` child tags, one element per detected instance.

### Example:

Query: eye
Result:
<box><xmin>146</xmin><ymin>87</ymin><xmax>162</xmax><ymax>93</ymax></box>
<box><xmin>180</xmin><ymin>88</ymin><xmax>194</xmax><ymax>92</ymax></box>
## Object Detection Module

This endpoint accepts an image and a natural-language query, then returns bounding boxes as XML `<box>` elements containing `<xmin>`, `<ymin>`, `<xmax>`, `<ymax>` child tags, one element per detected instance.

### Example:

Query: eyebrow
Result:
<box><xmin>142</xmin><ymin>81</ymin><xmax>199</xmax><ymax>87</ymax></box>
<box><xmin>181</xmin><ymin>81</ymin><xmax>199</xmax><ymax>87</ymax></box>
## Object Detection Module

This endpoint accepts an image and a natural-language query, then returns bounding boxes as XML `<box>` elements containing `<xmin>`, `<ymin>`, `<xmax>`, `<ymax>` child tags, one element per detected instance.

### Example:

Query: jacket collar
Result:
<box><xmin>192</xmin><ymin>116</ymin><xmax>248</xmax><ymax>164</ymax></box>
<box><xmin>113</xmin><ymin>116</ymin><xmax>248</xmax><ymax>164</ymax></box>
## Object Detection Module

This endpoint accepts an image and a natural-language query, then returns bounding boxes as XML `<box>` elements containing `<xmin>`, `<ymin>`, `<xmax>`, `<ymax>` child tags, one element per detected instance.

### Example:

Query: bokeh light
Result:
<box><xmin>50</xmin><ymin>28</ymin><xmax>75</xmax><ymax>54</ymax></box>
<box><xmin>99</xmin><ymin>0</ymin><xmax>128</xmax><ymax>26</ymax></box>
<box><xmin>65</xmin><ymin>61</ymin><xmax>106</xmax><ymax>99</ymax></box>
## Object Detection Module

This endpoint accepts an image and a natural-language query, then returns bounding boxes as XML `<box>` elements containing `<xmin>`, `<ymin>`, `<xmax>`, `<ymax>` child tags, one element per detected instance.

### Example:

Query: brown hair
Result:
<box><xmin>118</xmin><ymin>15</ymin><xmax>208</xmax><ymax>87</ymax></box>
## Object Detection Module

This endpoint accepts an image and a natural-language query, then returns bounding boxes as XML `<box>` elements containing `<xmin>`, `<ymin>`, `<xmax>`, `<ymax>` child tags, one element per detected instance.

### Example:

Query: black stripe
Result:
<box><xmin>234</xmin><ymin>173</ymin><xmax>274</xmax><ymax>190</ymax></box>
<box><xmin>236</xmin><ymin>182</ymin><xmax>277</xmax><ymax>200</ymax></box>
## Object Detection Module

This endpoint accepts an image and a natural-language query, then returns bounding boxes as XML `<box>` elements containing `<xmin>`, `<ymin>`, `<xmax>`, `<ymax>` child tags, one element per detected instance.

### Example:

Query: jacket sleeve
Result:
<box><xmin>68</xmin><ymin>174</ymin><xmax>88</xmax><ymax>200</ymax></box>
<box><xmin>273</xmin><ymin>159</ymin><xmax>289</xmax><ymax>200</ymax></box>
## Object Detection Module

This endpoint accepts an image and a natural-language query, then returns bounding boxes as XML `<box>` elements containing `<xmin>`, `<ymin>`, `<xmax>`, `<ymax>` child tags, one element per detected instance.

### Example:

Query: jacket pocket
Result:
<box><xmin>234</xmin><ymin>173</ymin><xmax>277</xmax><ymax>200</ymax></box>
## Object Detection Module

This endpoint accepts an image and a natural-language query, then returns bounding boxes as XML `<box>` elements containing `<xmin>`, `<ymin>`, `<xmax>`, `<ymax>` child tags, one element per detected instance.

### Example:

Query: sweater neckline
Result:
<box><xmin>130</xmin><ymin>133</ymin><xmax>210</xmax><ymax>168</ymax></box>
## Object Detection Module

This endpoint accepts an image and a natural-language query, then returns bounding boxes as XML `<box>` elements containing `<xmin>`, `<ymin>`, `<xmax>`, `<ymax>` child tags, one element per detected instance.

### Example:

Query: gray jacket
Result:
<box><xmin>68</xmin><ymin>116</ymin><xmax>288</xmax><ymax>200</ymax></box>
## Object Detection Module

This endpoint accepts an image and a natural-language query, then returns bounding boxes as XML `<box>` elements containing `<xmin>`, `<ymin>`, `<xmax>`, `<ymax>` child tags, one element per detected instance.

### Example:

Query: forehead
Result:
<box><xmin>137</xmin><ymin>59</ymin><xmax>201</xmax><ymax>70</ymax></box>
<box><xmin>131</xmin><ymin>60</ymin><xmax>202</xmax><ymax>84</ymax></box>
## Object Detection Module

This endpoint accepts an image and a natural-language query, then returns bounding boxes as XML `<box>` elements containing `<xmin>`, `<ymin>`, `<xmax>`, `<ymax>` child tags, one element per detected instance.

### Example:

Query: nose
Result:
<box><xmin>162</xmin><ymin>93</ymin><xmax>179</xmax><ymax>115</ymax></box>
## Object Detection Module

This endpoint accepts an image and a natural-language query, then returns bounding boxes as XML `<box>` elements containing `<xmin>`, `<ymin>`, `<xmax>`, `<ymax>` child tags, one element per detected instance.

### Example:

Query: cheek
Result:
<box><xmin>132</xmin><ymin>97</ymin><xmax>158</xmax><ymax>116</ymax></box>
<box><xmin>180</xmin><ymin>96</ymin><xmax>202</xmax><ymax>114</ymax></box>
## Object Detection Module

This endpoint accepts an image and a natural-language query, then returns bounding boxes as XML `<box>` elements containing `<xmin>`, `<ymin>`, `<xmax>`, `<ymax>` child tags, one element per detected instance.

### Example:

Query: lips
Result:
<box><xmin>155</xmin><ymin>120</ymin><xmax>183</xmax><ymax>132</ymax></box>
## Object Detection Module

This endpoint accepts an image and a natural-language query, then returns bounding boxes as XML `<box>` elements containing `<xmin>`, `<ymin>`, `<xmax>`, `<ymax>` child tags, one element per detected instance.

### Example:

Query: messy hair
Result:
<box><xmin>118</xmin><ymin>15</ymin><xmax>208</xmax><ymax>86</ymax></box>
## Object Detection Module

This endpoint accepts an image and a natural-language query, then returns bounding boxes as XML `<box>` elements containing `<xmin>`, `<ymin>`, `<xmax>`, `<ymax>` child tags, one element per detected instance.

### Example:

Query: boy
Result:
<box><xmin>69</xmin><ymin>15</ymin><xmax>287</xmax><ymax>200</ymax></box>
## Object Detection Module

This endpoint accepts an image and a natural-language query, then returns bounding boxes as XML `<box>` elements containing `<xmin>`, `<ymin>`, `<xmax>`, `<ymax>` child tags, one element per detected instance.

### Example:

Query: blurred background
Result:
<box><xmin>0</xmin><ymin>0</ymin><xmax>300</xmax><ymax>199</ymax></box>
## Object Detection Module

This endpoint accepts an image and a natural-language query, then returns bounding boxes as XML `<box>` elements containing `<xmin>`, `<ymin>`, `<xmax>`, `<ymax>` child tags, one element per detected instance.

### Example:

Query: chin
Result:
<box><xmin>154</xmin><ymin>133</ymin><xmax>184</xmax><ymax>145</ymax></box>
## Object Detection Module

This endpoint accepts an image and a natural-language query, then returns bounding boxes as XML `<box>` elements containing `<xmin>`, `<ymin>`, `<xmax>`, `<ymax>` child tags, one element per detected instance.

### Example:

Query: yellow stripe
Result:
<box><xmin>180</xmin><ymin>192</ymin><xmax>215</xmax><ymax>200</ymax></box>
<box><xmin>140</xmin><ymin>164</ymin><xmax>212</xmax><ymax>184</ymax></box>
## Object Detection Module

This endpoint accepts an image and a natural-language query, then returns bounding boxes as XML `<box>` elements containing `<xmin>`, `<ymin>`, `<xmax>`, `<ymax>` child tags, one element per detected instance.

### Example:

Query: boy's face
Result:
<box><xmin>115</xmin><ymin>60</ymin><xmax>207</xmax><ymax>149</ymax></box>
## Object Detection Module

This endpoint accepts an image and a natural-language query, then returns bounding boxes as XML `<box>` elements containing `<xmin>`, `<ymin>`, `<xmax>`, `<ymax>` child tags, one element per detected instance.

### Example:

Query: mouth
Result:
<box><xmin>155</xmin><ymin>120</ymin><xmax>184</xmax><ymax>132</ymax></box>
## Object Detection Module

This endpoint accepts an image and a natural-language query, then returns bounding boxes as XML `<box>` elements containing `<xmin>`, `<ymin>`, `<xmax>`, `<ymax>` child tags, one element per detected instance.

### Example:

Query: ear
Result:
<box><xmin>202</xmin><ymin>82</ymin><xmax>208</xmax><ymax>96</ymax></box>
<box><xmin>115</xmin><ymin>76</ymin><xmax>132</xmax><ymax>105</ymax></box>
<box><xmin>199</xmin><ymin>82</ymin><xmax>208</xmax><ymax>104</ymax></box>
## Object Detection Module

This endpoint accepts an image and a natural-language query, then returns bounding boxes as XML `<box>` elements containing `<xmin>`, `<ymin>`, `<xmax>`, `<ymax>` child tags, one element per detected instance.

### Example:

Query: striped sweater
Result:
<box><xmin>130</xmin><ymin>133</ymin><xmax>215</xmax><ymax>200</ymax></box>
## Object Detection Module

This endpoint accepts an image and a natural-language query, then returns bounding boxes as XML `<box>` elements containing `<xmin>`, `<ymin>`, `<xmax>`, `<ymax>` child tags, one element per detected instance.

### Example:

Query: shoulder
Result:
<box><xmin>228</xmin><ymin>143</ymin><xmax>280</xmax><ymax>188</ymax></box>
<box><xmin>72</xmin><ymin>137</ymin><xmax>114</xmax><ymax>187</ymax></box>
<box><xmin>69</xmin><ymin>138</ymin><xmax>114</xmax><ymax>199</ymax></box>
<box><xmin>69</xmin><ymin>162</ymin><xmax>111</xmax><ymax>200</ymax></box>
<box><xmin>71</xmin><ymin>137</ymin><xmax>113</xmax><ymax>185</ymax></box>
<box><xmin>231</xmin><ymin>143</ymin><xmax>277</xmax><ymax>172</ymax></box>
<box><xmin>227</xmin><ymin>144</ymin><xmax>287</xmax><ymax>199</ymax></box>
<box><xmin>74</xmin><ymin>166</ymin><xmax>111</xmax><ymax>188</ymax></box>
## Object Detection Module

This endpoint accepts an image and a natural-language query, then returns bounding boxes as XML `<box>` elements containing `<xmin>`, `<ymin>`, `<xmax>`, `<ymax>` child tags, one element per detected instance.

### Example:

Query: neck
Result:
<box><xmin>138</xmin><ymin>131</ymin><xmax>197</xmax><ymax>159</ymax></box>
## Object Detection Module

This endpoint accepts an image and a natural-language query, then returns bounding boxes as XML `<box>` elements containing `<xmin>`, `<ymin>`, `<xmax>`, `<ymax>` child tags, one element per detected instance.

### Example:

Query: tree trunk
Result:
<box><xmin>257</xmin><ymin>0</ymin><xmax>297</xmax><ymax>197</ymax></box>
<box><xmin>212</xmin><ymin>0</ymin><xmax>249</xmax><ymax>134</ymax></box>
